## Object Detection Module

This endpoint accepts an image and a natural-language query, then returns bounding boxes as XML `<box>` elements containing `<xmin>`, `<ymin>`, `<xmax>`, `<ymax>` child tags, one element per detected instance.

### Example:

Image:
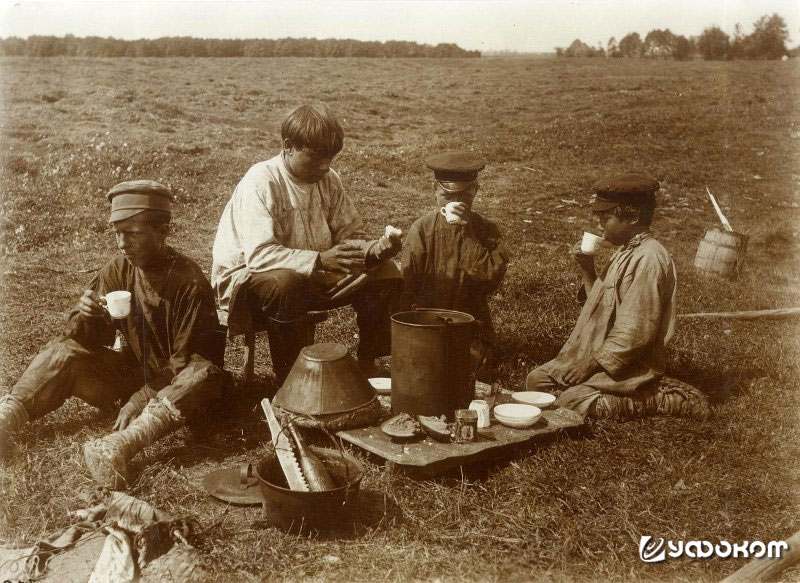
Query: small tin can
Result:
<box><xmin>469</xmin><ymin>399</ymin><xmax>490</xmax><ymax>428</ymax></box>
<box><xmin>453</xmin><ymin>409</ymin><xmax>478</xmax><ymax>443</ymax></box>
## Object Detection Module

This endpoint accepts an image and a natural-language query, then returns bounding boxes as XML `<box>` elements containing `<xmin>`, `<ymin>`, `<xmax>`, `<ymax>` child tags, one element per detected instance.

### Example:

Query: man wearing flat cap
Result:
<box><xmin>0</xmin><ymin>180</ymin><xmax>226</xmax><ymax>489</ymax></box>
<box><xmin>525</xmin><ymin>172</ymin><xmax>710</xmax><ymax>420</ymax></box>
<box><xmin>401</xmin><ymin>152</ymin><xmax>508</xmax><ymax>379</ymax></box>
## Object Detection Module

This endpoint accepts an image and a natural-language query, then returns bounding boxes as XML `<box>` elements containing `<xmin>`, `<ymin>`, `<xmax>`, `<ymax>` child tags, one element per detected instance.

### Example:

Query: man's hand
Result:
<box><xmin>76</xmin><ymin>290</ymin><xmax>110</xmax><ymax>320</ymax></box>
<box><xmin>563</xmin><ymin>355</ymin><xmax>602</xmax><ymax>385</ymax></box>
<box><xmin>443</xmin><ymin>201</ymin><xmax>470</xmax><ymax>225</ymax></box>
<box><xmin>570</xmin><ymin>241</ymin><xmax>596</xmax><ymax>274</ymax></box>
<box><xmin>319</xmin><ymin>242</ymin><xmax>366</xmax><ymax>274</ymax></box>
<box><xmin>368</xmin><ymin>225</ymin><xmax>403</xmax><ymax>262</ymax></box>
<box><xmin>113</xmin><ymin>398</ymin><xmax>146</xmax><ymax>430</ymax></box>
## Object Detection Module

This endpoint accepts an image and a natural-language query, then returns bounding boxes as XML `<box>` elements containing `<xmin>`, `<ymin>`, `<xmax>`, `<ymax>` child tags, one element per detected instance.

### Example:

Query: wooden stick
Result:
<box><xmin>721</xmin><ymin>530</ymin><xmax>800</xmax><ymax>582</ymax></box>
<box><xmin>679</xmin><ymin>308</ymin><xmax>800</xmax><ymax>320</ymax></box>
<box><xmin>706</xmin><ymin>187</ymin><xmax>734</xmax><ymax>232</ymax></box>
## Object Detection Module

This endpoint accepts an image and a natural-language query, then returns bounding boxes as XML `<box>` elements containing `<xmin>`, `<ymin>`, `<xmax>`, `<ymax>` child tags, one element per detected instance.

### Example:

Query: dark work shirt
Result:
<box><xmin>401</xmin><ymin>210</ymin><xmax>508</xmax><ymax>341</ymax></box>
<box><xmin>66</xmin><ymin>246</ymin><xmax>224</xmax><ymax>387</ymax></box>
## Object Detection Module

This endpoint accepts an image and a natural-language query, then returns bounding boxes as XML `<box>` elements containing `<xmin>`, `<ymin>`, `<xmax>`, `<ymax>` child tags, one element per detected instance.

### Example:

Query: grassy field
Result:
<box><xmin>1</xmin><ymin>56</ymin><xmax>799</xmax><ymax>582</ymax></box>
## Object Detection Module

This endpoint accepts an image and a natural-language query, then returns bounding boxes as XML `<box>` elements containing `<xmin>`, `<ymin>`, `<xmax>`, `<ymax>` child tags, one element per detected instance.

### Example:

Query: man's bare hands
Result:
<box><xmin>319</xmin><ymin>242</ymin><xmax>366</xmax><ymax>274</ymax></box>
<box><xmin>77</xmin><ymin>290</ymin><xmax>109</xmax><ymax>319</ymax></box>
<box><xmin>113</xmin><ymin>399</ymin><xmax>145</xmax><ymax>430</ymax></box>
<box><xmin>441</xmin><ymin>201</ymin><xmax>470</xmax><ymax>226</ymax></box>
<box><xmin>570</xmin><ymin>241</ymin><xmax>596</xmax><ymax>273</ymax></box>
<box><xmin>563</xmin><ymin>355</ymin><xmax>601</xmax><ymax>385</ymax></box>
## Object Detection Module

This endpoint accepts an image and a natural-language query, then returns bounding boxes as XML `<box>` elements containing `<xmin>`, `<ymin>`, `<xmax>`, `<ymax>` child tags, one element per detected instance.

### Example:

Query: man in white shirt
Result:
<box><xmin>212</xmin><ymin>104</ymin><xmax>401</xmax><ymax>382</ymax></box>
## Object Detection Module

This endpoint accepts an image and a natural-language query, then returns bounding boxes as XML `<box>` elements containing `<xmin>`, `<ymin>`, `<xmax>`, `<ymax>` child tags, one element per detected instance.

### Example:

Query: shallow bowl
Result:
<box><xmin>494</xmin><ymin>403</ymin><xmax>542</xmax><ymax>428</ymax></box>
<box><xmin>368</xmin><ymin>377</ymin><xmax>391</xmax><ymax>395</ymax></box>
<box><xmin>494</xmin><ymin>414</ymin><xmax>541</xmax><ymax>429</ymax></box>
<box><xmin>511</xmin><ymin>391</ymin><xmax>556</xmax><ymax>408</ymax></box>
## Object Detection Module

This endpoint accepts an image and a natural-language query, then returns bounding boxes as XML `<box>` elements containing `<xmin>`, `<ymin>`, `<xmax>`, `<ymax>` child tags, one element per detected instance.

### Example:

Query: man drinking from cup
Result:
<box><xmin>400</xmin><ymin>152</ymin><xmax>509</xmax><ymax>381</ymax></box>
<box><xmin>0</xmin><ymin>180</ymin><xmax>226</xmax><ymax>489</ymax></box>
<box><xmin>525</xmin><ymin>173</ymin><xmax>710</xmax><ymax>420</ymax></box>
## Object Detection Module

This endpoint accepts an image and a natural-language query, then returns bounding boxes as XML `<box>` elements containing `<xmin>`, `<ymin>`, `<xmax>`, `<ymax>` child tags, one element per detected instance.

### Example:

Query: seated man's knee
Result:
<box><xmin>247</xmin><ymin>270</ymin><xmax>310</xmax><ymax>319</ymax></box>
<box><xmin>172</xmin><ymin>355</ymin><xmax>224</xmax><ymax>387</ymax></box>
<box><xmin>525</xmin><ymin>367</ymin><xmax>557</xmax><ymax>391</ymax></box>
<box><xmin>158</xmin><ymin>355</ymin><xmax>224</xmax><ymax>415</ymax></box>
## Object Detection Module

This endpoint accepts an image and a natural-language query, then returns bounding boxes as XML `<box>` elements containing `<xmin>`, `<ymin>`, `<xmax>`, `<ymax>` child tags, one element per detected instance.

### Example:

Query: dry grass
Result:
<box><xmin>1</xmin><ymin>56</ymin><xmax>799</xmax><ymax>582</ymax></box>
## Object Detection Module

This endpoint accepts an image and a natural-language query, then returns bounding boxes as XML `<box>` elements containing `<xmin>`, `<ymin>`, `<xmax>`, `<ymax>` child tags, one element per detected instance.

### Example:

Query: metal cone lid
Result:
<box><xmin>272</xmin><ymin>343</ymin><xmax>376</xmax><ymax>415</ymax></box>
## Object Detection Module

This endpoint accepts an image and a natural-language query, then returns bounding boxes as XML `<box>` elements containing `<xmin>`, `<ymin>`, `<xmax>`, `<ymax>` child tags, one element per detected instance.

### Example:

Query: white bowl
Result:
<box><xmin>511</xmin><ymin>391</ymin><xmax>556</xmax><ymax>408</ymax></box>
<box><xmin>495</xmin><ymin>414</ymin><xmax>541</xmax><ymax>429</ymax></box>
<box><xmin>493</xmin><ymin>403</ymin><xmax>542</xmax><ymax>428</ymax></box>
<box><xmin>368</xmin><ymin>377</ymin><xmax>391</xmax><ymax>395</ymax></box>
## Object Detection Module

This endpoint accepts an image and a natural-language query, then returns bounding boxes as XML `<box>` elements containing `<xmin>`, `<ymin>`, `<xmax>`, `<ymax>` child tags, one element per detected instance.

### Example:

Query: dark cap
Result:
<box><xmin>426</xmin><ymin>151</ymin><xmax>486</xmax><ymax>194</ymax></box>
<box><xmin>106</xmin><ymin>180</ymin><xmax>173</xmax><ymax>222</ymax></box>
<box><xmin>591</xmin><ymin>173</ymin><xmax>659</xmax><ymax>211</ymax></box>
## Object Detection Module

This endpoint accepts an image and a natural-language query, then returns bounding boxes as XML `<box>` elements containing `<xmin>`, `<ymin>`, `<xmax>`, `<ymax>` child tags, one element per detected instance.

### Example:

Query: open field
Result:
<box><xmin>1</xmin><ymin>56</ymin><xmax>799</xmax><ymax>582</ymax></box>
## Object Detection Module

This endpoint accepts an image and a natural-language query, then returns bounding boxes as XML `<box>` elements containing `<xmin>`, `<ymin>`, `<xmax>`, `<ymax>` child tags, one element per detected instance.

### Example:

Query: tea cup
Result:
<box><xmin>580</xmin><ymin>231</ymin><xmax>604</xmax><ymax>256</ymax></box>
<box><xmin>102</xmin><ymin>290</ymin><xmax>131</xmax><ymax>319</ymax></box>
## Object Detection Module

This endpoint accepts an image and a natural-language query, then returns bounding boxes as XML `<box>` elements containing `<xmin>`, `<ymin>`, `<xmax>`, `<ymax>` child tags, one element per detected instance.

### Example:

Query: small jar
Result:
<box><xmin>453</xmin><ymin>409</ymin><xmax>478</xmax><ymax>443</ymax></box>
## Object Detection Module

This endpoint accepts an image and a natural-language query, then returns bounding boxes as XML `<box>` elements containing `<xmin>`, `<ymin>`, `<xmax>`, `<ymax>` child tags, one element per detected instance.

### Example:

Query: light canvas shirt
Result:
<box><xmin>539</xmin><ymin>232</ymin><xmax>677</xmax><ymax>395</ymax></box>
<box><xmin>211</xmin><ymin>153</ymin><xmax>367</xmax><ymax>313</ymax></box>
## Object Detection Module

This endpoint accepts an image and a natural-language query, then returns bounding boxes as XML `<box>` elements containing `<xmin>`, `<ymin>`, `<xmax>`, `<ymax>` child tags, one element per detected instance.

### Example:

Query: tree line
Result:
<box><xmin>0</xmin><ymin>35</ymin><xmax>480</xmax><ymax>58</ymax></box>
<box><xmin>556</xmin><ymin>13</ymin><xmax>792</xmax><ymax>60</ymax></box>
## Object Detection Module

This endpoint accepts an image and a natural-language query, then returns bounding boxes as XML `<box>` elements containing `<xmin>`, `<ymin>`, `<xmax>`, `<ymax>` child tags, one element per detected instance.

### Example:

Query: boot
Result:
<box><xmin>266</xmin><ymin>316</ymin><xmax>316</xmax><ymax>386</ymax></box>
<box><xmin>0</xmin><ymin>395</ymin><xmax>29</xmax><ymax>460</ymax></box>
<box><xmin>83</xmin><ymin>399</ymin><xmax>183</xmax><ymax>490</ymax></box>
<box><xmin>593</xmin><ymin>377</ymin><xmax>711</xmax><ymax>421</ymax></box>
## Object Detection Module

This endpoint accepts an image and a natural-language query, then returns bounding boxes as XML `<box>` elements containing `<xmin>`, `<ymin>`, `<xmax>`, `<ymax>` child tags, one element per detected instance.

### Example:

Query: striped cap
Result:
<box><xmin>106</xmin><ymin>180</ymin><xmax>173</xmax><ymax>222</ymax></box>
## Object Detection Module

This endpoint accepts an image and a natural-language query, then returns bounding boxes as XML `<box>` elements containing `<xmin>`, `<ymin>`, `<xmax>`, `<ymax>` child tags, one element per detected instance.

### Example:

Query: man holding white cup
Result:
<box><xmin>0</xmin><ymin>180</ymin><xmax>226</xmax><ymax>490</ymax></box>
<box><xmin>401</xmin><ymin>152</ymin><xmax>508</xmax><ymax>381</ymax></box>
<box><xmin>524</xmin><ymin>173</ymin><xmax>710</xmax><ymax>421</ymax></box>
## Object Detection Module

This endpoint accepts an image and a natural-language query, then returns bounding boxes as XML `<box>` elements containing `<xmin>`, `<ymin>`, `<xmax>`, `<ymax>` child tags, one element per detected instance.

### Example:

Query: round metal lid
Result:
<box><xmin>300</xmin><ymin>342</ymin><xmax>349</xmax><ymax>362</ymax></box>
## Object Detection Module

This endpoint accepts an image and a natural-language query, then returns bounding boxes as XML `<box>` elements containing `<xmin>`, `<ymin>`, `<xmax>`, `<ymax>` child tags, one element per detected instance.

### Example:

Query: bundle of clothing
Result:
<box><xmin>0</xmin><ymin>489</ymin><xmax>209</xmax><ymax>582</ymax></box>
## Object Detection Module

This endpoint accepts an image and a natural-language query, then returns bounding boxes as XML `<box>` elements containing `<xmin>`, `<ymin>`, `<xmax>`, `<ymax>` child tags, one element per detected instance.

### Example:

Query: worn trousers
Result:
<box><xmin>7</xmin><ymin>337</ymin><xmax>223</xmax><ymax>421</ymax></box>
<box><xmin>244</xmin><ymin>263</ymin><xmax>402</xmax><ymax>360</ymax></box>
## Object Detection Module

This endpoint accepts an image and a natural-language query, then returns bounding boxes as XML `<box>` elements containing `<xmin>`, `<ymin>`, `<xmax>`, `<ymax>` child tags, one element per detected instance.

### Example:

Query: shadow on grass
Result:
<box><xmin>672</xmin><ymin>365</ymin><xmax>758</xmax><ymax>406</ymax></box>
<box><xmin>236</xmin><ymin>486</ymin><xmax>403</xmax><ymax>542</ymax></box>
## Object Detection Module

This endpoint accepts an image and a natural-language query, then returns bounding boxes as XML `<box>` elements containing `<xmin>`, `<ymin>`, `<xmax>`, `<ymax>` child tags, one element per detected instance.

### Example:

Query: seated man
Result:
<box><xmin>525</xmin><ymin>173</ymin><xmax>710</xmax><ymax>420</ymax></box>
<box><xmin>211</xmin><ymin>103</ymin><xmax>402</xmax><ymax>382</ymax></box>
<box><xmin>401</xmin><ymin>152</ymin><xmax>508</xmax><ymax>380</ymax></box>
<box><xmin>0</xmin><ymin>180</ymin><xmax>226</xmax><ymax>489</ymax></box>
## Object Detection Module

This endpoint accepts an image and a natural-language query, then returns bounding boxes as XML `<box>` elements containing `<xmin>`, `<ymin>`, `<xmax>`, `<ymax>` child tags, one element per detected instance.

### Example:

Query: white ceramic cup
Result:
<box><xmin>440</xmin><ymin>202</ymin><xmax>467</xmax><ymax>225</ymax></box>
<box><xmin>102</xmin><ymin>290</ymin><xmax>131</xmax><ymax>319</ymax></box>
<box><xmin>580</xmin><ymin>231</ymin><xmax>604</xmax><ymax>256</ymax></box>
<box><xmin>469</xmin><ymin>399</ymin><xmax>491</xmax><ymax>428</ymax></box>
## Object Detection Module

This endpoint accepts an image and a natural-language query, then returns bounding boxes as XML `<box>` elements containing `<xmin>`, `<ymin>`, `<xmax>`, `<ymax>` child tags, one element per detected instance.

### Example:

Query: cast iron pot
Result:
<box><xmin>256</xmin><ymin>445</ymin><xmax>364</xmax><ymax>532</ymax></box>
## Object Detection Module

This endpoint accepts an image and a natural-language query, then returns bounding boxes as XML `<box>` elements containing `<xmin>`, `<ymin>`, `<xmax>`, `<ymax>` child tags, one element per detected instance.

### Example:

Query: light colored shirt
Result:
<box><xmin>211</xmin><ymin>153</ymin><xmax>367</xmax><ymax>312</ymax></box>
<box><xmin>540</xmin><ymin>232</ymin><xmax>677</xmax><ymax>395</ymax></box>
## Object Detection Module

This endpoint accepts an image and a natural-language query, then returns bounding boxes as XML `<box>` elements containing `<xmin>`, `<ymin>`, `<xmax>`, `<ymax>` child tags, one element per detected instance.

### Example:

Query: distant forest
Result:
<box><xmin>557</xmin><ymin>13</ymin><xmax>794</xmax><ymax>60</ymax></box>
<box><xmin>0</xmin><ymin>35</ymin><xmax>480</xmax><ymax>58</ymax></box>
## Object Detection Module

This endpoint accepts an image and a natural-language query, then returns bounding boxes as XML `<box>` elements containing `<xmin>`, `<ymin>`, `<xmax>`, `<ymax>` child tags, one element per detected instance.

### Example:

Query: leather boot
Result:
<box><xmin>593</xmin><ymin>377</ymin><xmax>711</xmax><ymax>420</ymax></box>
<box><xmin>0</xmin><ymin>395</ymin><xmax>29</xmax><ymax>460</ymax></box>
<box><xmin>266</xmin><ymin>316</ymin><xmax>316</xmax><ymax>386</ymax></box>
<box><xmin>83</xmin><ymin>399</ymin><xmax>183</xmax><ymax>490</ymax></box>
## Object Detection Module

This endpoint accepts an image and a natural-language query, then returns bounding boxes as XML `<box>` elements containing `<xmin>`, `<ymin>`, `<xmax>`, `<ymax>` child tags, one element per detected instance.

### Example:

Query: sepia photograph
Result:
<box><xmin>0</xmin><ymin>0</ymin><xmax>798</xmax><ymax>581</ymax></box>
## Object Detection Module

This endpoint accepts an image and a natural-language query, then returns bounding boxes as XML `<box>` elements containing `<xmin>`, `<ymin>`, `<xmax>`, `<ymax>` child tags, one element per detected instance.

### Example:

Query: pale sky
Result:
<box><xmin>1</xmin><ymin>0</ymin><xmax>798</xmax><ymax>53</ymax></box>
